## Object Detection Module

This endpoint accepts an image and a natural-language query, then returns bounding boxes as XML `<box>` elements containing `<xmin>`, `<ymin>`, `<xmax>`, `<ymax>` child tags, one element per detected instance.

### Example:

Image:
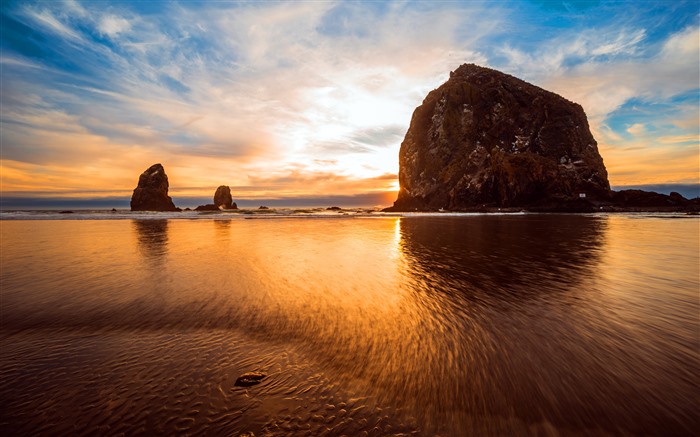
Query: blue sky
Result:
<box><xmin>1</xmin><ymin>0</ymin><xmax>698</xmax><ymax>206</ymax></box>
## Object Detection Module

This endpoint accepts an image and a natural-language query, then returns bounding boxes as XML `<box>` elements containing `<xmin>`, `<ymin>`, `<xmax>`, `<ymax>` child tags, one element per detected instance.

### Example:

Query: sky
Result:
<box><xmin>1</xmin><ymin>0</ymin><xmax>698</xmax><ymax>208</ymax></box>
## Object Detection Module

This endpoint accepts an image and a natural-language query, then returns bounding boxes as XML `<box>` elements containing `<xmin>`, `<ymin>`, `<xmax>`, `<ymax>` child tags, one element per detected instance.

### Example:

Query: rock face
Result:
<box><xmin>130</xmin><ymin>163</ymin><xmax>178</xmax><ymax>211</ymax></box>
<box><xmin>388</xmin><ymin>64</ymin><xmax>610</xmax><ymax>211</ymax></box>
<box><xmin>214</xmin><ymin>185</ymin><xmax>234</xmax><ymax>209</ymax></box>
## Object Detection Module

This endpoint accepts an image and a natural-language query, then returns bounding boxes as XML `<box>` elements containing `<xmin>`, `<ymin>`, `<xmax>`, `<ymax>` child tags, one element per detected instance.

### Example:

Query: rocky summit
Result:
<box><xmin>130</xmin><ymin>163</ymin><xmax>179</xmax><ymax>211</ymax></box>
<box><xmin>387</xmin><ymin>64</ymin><xmax>611</xmax><ymax>211</ymax></box>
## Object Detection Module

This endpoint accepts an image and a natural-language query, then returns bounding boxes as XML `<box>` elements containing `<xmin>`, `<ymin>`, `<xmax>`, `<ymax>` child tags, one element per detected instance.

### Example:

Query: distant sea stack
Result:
<box><xmin>387</xmin><ymin>64</ymin><xmax>611</xmax><ymax>211</ymax></box>
<box><xmin>214</xmin><ymin>185</ymin><xmax>236</xmax><ymax>209</ymax></box>
<box><xmin>130</xmin><ymin>163</ymin><xmax>179</xmax><ymax>211</ymax></box>
<box><xmin>195</xmin><ymin>185</ymin><xmax>238</xmax><ymax>211</ymax></box>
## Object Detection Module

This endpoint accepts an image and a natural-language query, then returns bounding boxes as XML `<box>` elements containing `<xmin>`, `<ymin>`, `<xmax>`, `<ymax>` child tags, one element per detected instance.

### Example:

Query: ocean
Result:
<box><xmin>1</xmin><ymin>212</ymin><xmax>698</xmax><ymax>436</ymax></box>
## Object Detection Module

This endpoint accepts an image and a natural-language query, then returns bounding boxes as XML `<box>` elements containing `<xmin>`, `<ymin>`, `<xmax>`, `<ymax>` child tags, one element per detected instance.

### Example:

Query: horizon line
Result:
<box><xmin>2</xmin><ymin>183</ymin><xmax>699</xmax><ymax>210</ymax></box>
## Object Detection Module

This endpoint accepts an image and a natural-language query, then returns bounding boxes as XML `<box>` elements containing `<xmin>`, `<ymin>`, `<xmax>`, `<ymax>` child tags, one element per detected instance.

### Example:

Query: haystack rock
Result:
<box><xmin>387</xmin><ymin>64</ymin><xmax>611</xmax><ymax>211</ymax></box>
<box><xmin>130</xmin><ymin>163</ymin><xmax>179</xmax><ymax>211</ymax></box>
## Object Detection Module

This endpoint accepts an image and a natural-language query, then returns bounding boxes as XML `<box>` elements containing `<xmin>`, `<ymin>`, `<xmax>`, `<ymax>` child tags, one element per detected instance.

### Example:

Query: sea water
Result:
<box><xmin>1</xmin><ymin>213</ymin><xmax>698</xmax><ymax>436</ymax></box>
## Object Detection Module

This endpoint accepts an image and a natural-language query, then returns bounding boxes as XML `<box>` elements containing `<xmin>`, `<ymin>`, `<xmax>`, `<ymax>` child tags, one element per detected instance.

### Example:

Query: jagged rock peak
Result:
<box><xmin>388</xmin><ymin>63</ymin><xmax>610</xmax><ymax>211</ymax></box>
<box><xmin>130</xmin><ymin>163</ymin><xmax>179</xmax><ymax>211</ymax></box>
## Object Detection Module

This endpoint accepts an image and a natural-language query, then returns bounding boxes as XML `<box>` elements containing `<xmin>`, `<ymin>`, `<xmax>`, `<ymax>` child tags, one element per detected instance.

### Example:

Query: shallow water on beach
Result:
<box><xmin>1</xmin><ymin>214</ymin><xmax>698</xmax><ymax>436</ymax></box>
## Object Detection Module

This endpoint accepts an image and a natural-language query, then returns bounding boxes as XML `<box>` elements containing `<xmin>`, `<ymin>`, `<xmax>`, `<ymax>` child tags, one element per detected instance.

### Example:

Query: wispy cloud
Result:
<box><xmin>23</xmin><ymin>6</ymin><xmax>83</xmax><ymax>41</ymax></box>
<box><xmin>658</xmin><ymin>134</ymin><xmax>700</xmax><ymax>144</ymax></box>
<box><xmin>590</xmin><ymin>28</ymin><xmax>646</xmax><ymax>56</ymax></box>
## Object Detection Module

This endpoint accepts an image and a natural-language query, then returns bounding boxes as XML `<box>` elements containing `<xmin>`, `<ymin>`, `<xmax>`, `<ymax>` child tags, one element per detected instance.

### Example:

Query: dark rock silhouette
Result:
<box><xmin>214</xmin><ymin>185</ymin><xmax>234</xmax><ymax>209</ymax></box>
<box><xmin>611</xmin><ymin>190</ymin><xmax>691</xmax><ymax>208</ymax></box>
<box><xmin>194</xmin><ymin>204</ymin><xmax>219</xmax><ymax>211</ymax></box>
<box><xmin>387</xmin><ymin>64</ymin><xmax>610</xmax><ymax>211</ymax></box>
<box><xmin>196</xmin><ymin>185</ymin><xmax>238</xmax><ymax>211</ymax></box>
<box><xmin>130</xmin><ymin>163</ymin><xmax>178</xmax><ymax>211</ymax></box>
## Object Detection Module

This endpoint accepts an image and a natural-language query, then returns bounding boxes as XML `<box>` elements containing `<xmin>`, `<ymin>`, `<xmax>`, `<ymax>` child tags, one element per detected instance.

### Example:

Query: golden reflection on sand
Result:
<box><xmin>132</xmin><ymin>218</ymin><xmax>415</xmax><ymax>326</ymax></box>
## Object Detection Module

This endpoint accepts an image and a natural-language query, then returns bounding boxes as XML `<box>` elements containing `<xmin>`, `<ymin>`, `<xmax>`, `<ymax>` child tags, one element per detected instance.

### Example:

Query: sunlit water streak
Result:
<box><xmin>1</xmin><ymin>214</ymin><xmax>698</xmax><ymax>436</ymax></box>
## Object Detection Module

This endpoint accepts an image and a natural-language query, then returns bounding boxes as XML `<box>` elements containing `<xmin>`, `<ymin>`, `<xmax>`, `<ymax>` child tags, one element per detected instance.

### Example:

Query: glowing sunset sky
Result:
<box><xmin>1</xmin><ymin>0</ymin><xmax>698</xmax><ymax>206</ymax></box>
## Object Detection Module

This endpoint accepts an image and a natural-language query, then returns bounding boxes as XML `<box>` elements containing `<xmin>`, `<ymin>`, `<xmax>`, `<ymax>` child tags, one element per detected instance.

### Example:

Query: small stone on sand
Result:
<box><xmin>234</xmin><ymin>371</ymin><xmax>266</xmax><ymax>387</ymax></box>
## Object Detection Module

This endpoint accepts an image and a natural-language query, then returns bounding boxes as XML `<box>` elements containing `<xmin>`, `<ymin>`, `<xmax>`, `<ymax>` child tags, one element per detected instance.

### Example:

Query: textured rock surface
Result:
<box><xmin>214</xmin><ymin>185</ymin><xmax>234</xmax><ymax>209</ymax></box>
<box><xmin>130</xmin><ymin>163</ymin><xmax>178</xmax><ymax>211</ymax></box>
<box><xmin>388</xmin><ymin>64</ymin><xmax>610</xmax><ymax>211</ymax></box>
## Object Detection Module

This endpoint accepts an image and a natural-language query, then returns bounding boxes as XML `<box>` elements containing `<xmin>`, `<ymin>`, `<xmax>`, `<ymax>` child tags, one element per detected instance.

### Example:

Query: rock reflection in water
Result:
<box><xmin>400</xmin><ymin>214</ymin><xmax>606</xmax><ymax>296</ymax></box>
<box><xmin>390</xmin><ymin>215</ymin><xmax>697</xmax><ymax>436</ymax></box>
<box><xmin>133</xmin><ymin>219</ymin><xmax>169</xmax><ymax>260</ymax></box>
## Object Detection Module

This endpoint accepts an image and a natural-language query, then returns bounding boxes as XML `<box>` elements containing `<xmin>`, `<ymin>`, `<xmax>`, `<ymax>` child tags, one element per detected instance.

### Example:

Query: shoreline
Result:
<box><xmin>1</xmin><ymin>207</ymin><xmax>698</xmax><ymax>221</ymax></box>
<box><xmin>383</xmin><ymin>206</ymin><xmax>700</xmax><ymax>214</ymax></box>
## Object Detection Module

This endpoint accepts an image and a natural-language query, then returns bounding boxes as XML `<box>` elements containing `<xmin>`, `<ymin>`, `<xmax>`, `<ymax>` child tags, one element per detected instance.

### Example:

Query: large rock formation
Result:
<box><xmin>130</xmin><ymin>163</ymin><xmax>179</xmax><ymax>211</ymax></box>
<box><xmin>388</xmin><ymin>64</ymin><xmax>611</xmax><ymax>211</ymax></box>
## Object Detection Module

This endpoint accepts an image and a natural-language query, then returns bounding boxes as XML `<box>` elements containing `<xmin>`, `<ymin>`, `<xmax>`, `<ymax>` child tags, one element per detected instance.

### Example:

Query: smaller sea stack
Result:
<box><xmin>214</xmin><ymin>186</ymin><xmax>236</xmax><ymax>209</ymax></box>
<box><xmin>195</xmin><ymin>185</ymin><xmax>238</xmax><ymax>211</ymax></box>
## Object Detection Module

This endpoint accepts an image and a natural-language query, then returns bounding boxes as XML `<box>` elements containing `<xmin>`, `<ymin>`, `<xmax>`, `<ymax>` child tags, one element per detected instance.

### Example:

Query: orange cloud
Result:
<box><xmin>601</xmin><ymin>142</ymin><xmax>699</xmax><ymax>185</ymax></box>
